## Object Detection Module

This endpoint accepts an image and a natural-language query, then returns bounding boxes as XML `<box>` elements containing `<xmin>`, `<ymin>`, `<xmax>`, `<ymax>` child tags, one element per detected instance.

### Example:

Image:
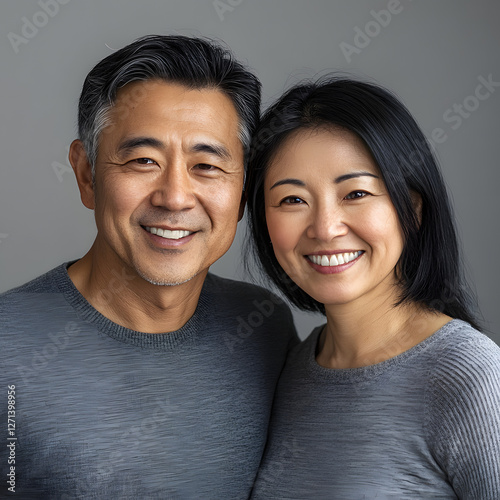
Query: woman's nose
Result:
<box><xmin>306</xmin><ymin>203</ymin><xmax>348</xmax><ymax>242</ymax></box>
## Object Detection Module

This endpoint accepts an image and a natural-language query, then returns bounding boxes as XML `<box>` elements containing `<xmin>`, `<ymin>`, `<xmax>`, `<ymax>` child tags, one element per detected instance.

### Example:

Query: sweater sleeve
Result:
<box><xmin>425</xmin><ymin>334</ymin><xmax>500</xmax><ymax>499</ymax></box>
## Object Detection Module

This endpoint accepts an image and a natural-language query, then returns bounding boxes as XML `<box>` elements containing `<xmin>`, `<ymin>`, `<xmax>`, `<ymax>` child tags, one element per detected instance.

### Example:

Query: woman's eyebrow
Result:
<box><xmin>269</xmin><ymin>178</ymin><xmax>306</xmax><ymax>190</ymax></box>
<box><xmin>334</xmin><ymin>171</ymin><xmax>379</xmax><ymax>183</ymax></box>
<box><xmin>269</xmin><ymin>172</ymin><xmax>378</xmax><ymax>190</ymax></box>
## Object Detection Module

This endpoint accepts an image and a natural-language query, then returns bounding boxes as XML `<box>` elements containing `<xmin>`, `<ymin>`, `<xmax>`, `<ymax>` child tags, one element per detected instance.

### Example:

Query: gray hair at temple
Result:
<box><xmin>77</xmin><ymin>34</ymin><xmax>262</xmax><ymax>176</ymax></box>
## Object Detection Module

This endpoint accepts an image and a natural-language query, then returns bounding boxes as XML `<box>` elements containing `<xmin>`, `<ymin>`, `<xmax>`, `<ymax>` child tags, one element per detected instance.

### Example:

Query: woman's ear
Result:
<box><xmin>411</xmin><ymin>191</ymin><xmax>423</xmax><ymax>227</ymax></box>
<box><xmin>69</xmin><ymin>140</ymin><xmax>95</xmax><ymax>210</ymax></box>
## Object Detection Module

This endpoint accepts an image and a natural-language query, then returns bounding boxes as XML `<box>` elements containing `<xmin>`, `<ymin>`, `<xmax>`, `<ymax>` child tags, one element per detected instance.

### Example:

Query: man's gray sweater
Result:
<box><xmin>1</xmin><ymin>263</ymin><xmax>297</xmax><ymax>499</ymax></box>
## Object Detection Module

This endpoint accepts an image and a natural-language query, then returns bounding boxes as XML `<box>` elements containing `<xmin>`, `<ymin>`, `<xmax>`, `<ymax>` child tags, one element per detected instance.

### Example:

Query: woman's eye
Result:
<box><xmin>280</xmin><ymin>196</ymin><xmax>304</xmax><ymax>205</ymax></box>
<box><xmin>345</xmin><ymin>190</ymin><xmax>369</xmax><ymax>200</ymax></box>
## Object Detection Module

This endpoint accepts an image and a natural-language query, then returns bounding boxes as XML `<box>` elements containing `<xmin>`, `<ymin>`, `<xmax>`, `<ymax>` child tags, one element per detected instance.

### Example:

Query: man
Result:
<box><xmin>0</xmin><ymin>35</ymin><xmax>296</xmax><ymax>498</ymax></box>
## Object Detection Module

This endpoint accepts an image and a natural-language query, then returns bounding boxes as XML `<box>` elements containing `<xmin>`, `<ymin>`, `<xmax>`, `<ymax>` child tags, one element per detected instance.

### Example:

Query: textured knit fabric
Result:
<box><xmin>251</xmin><ymin>320</ymin><xmax>500</xmax><ymax>499</ymax></box>
<box><xmin>0</xmin><ymin>263</ymin><xmax>297</xmax><ymax>499</ymax></box>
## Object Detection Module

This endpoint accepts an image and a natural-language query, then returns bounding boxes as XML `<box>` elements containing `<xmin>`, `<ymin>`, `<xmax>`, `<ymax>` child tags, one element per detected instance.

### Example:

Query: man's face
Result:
<box><xmin>86</xmin><ymin>80</ymin><xmax>245</xmax><ymax>286</ymax></box>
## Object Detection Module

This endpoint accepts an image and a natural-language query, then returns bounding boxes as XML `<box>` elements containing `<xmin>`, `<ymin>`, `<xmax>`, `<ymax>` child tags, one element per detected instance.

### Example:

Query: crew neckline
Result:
<box><xmin>304</xmin><ymin>319</ymin><xmax>465</xmax><ymax>383</ymax></box>
<box><xmin>52</xmin><ymin>262</ymin><xmax>215</xmax><ymax>351</ymax></box>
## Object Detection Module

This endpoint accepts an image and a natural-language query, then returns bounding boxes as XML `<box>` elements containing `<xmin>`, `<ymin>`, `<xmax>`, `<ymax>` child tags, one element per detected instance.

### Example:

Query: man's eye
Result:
<box><xmin>133</xmin><ymin>158</ymin><xmax>156</xmax><ymax>165</ymax></box>
<box><xmin>345</xmin><ymin>190</ymin><xmax>369</xmax><ymax>200</ymax></box>
<box><xmin>280</xmin><ymin>196</ymin><xmax>304</xmax><ymax>205</ymax></box>
<box><xmin>194</xmin><ymin>163</ymin><xmax>218</xmax><ymax>171</ymax></box>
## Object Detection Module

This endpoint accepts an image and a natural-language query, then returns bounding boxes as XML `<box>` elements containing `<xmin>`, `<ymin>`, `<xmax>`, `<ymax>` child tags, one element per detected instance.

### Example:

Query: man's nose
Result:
<box><xmin>150</xmin><ymin>162</ymin><xmax>197</xmax><ymax>211</ymax></box>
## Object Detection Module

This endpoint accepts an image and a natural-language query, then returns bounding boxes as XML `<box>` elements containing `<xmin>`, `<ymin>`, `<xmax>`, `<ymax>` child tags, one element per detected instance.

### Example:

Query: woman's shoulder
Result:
<box><xmin>424</xmin><ymin>319</ymin><xmax>500</xmax><ymax>432</ymax></box>
<box><xmin>430</xmin><ymin>319</ymin><xmax>500</xmax><ymax>373</ymax></box>
<box><xmin>424</xmin><ymin>320</ymin><xmax>500</xmax><ymax>498</ymax></box>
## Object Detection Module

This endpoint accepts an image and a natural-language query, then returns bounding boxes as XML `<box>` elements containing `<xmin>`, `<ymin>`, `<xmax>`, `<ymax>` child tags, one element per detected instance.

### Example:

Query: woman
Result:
<box><xmin>246</xmin><ymin>77</ymin><xmax>500</xmax><ymax>499</ymax></box>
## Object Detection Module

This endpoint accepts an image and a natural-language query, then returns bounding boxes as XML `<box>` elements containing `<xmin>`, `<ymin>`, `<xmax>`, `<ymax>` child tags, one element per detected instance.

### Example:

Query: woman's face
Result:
<box><xmin>264</xmin><ymin>127</ymin><xmax>405</xmax><ymax>308</ymax></box>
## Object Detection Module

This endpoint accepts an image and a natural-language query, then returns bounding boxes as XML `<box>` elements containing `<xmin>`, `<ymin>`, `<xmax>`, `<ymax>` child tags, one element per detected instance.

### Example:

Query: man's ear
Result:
<box><xmin>238</xmin><ymin>190</ymin><xmax>247</xmax><ymax>222</ymax></box>
<box><xmin>411</xmin><ymin>191</ymin><xmax>423</xmax><ymax>227</ymax></box>
<box><xmin>69</xmin><ymin>139</ymin><xmax>95</xmax><ymax>210</ymax></box>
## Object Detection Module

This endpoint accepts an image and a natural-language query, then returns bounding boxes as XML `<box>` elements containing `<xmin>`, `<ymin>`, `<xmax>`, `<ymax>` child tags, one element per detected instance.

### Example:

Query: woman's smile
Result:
<box><xmin>305</xmin><ymin>250</ymin><xmax>364</xmax><ymax>273</ymax></box>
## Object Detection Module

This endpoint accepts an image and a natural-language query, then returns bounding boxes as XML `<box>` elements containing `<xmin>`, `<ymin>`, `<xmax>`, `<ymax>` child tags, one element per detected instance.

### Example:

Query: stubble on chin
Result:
<box><xmin>135</xmin><ymin>267</ymin><xmax>201</xmax><ymax>287</ymax></box>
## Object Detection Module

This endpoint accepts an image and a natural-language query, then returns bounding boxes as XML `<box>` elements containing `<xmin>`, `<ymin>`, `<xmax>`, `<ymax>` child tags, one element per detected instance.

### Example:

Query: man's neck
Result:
<box><xmin>67</xmin><ymin>248</ymin><xmax>207</xmax><ymax>334</ymax></box>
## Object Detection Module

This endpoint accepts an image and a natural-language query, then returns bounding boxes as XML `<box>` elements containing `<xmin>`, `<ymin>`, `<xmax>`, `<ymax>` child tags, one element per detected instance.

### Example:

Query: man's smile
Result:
<box><xmin>143</xmin><ymin>226</ymin><xmax>195</xmax><ymax>240</ymax></box>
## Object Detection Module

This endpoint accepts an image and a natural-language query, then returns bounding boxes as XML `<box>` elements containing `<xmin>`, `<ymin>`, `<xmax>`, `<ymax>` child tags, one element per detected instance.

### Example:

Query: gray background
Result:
<box><xmin>1</xmin><ymin>0</ymin><xmax>499</xmax><ymax>344</ymax></box>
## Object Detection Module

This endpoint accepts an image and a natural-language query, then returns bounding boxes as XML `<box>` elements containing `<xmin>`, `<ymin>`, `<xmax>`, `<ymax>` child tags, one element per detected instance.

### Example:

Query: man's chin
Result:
<box><xmin>136</xmin><ymin>268</ymin><xmax>202</xmax><ymax>287</ymax></box>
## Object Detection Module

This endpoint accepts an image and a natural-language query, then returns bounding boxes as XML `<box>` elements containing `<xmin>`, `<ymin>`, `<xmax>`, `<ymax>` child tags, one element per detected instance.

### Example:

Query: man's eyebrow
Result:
<box><xmin>269</xmin><ymin>178</ymin><xmax>306</xmax><ymax>190</ymax></box>
<box><xmin>116</xmin><ymin>136</ymin><xmax>165</xmax><ymax>155</ymax></box>
<box><xmin>190</xmin><ymin>142</ymin><xmax>232</xmax><ymax>161</ymax></box>
<box><xmin>115</xmin><ymin>137</ymin><xmax>232</xmax><ymax>162</ymax></box>
<box><xmin>334</xmin><ymin>171</ymin><xmax>379</xmax><ymax>183</ymax></box>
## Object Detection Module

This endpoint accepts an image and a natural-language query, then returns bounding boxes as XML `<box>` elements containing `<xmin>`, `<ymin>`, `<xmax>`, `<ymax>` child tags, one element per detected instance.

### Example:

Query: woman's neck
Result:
<box><xmin>317</xmin><ymin>298</ymin><xmax>451</xmax><ymax>369</ymax></box>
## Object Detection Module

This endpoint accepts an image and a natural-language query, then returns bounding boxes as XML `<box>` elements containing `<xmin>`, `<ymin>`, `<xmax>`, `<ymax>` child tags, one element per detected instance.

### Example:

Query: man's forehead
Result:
<box><xmin>102</xmin><ymin>80</ymin><xmax>243</xmax><ymax>153</ymax></box>
<box><xmin>112</xmin><ymin>79</ymin><xmax>236</xmax><ymax>115</ymax></box>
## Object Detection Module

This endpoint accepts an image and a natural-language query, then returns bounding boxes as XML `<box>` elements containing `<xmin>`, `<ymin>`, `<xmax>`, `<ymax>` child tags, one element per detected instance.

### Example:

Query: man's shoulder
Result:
<box><xmin>1</xmin><ymin>263</ymin><xmax>65</xmax><ymax>300</ymax></box>
<box><xmin>0</xmin><ymin>264</ymin><xmax>68</xmax><ymax>326</ymax></box>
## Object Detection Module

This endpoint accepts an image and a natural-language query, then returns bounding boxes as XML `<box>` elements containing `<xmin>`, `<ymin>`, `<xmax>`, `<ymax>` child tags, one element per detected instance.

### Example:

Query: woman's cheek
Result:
<box><xmin>267</xmin><ymin>213</ymin><xmax>301</xmax><ymax>258</ymax></box>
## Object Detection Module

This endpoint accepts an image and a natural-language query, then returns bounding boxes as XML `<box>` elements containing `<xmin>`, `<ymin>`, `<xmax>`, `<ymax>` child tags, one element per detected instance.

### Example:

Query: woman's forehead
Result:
<box><xmin>267</xmin><ymin>126</ymin><xmax>378</xmax><ymax>177</ymax></box>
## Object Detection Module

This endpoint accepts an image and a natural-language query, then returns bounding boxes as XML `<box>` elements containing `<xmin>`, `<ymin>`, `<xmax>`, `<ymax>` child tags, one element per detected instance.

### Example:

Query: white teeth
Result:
<box><xmin>308</xmin><ymin>251</ymin><xmax>362</xmax><ymax>267</ymax></box>
<box><xmin>145</xmin><ymin>227</ymin><xmax>191</xmax><ymax>240</ymax></box>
